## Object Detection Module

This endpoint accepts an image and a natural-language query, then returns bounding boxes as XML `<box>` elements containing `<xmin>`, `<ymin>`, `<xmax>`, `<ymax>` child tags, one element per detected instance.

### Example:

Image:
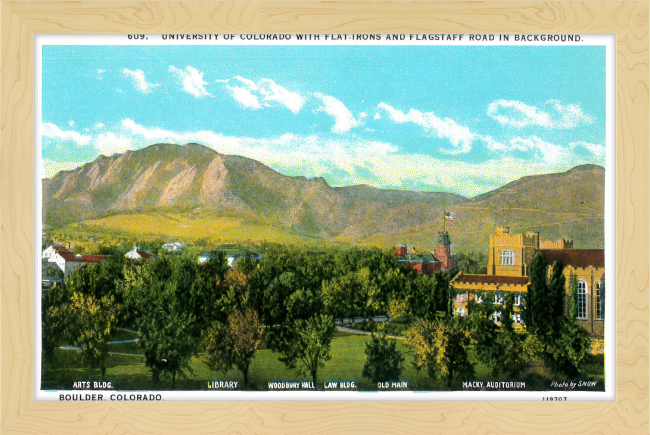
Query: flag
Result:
<box><xmin>444</xmin><ymin>212</ymin><xmax>455</xmax><ymax>221</ymax></box>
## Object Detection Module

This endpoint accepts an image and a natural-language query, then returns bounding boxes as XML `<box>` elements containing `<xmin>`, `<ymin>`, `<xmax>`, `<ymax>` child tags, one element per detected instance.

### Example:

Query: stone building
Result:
<box><xmin>397</xmin><ymin>230</ymin><xmax>455</xmax><ymax>276</ymax></box>
<box><xmin>450</xmin><ymin>227</ymin><xmax>605</xmax><ymax>338</ymax></box>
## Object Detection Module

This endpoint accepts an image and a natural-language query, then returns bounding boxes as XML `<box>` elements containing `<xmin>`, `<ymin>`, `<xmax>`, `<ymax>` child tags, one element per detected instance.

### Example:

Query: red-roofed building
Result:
<box><xmin>125</xmin><ymin>246</ymin><xmax>156</xmax><ymax>261</ymax></box>
<box><xmin>397</xmin><ymin>231</ymin><xmax>455</xmax><ymax>276</ymax></box>
<box><xmin>42</xmin><ymin>244</ymin><xmax>110</xmax><ymax>276</ymax></box>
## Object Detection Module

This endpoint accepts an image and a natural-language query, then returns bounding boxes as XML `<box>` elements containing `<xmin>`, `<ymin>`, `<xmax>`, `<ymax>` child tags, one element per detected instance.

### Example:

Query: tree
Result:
<box><xmin>548</xmin><ymin>260</ymin><xmax>566</xmax><ymax>337</ymax></box>
<box><xmin>42</xmin><ymin>283</ymin><xmax>73</xmax><ymax>365</ymax></box>
<box><xmin>467</xmin><ymin>293</ymin><xmax>499</xmax><ymax>369</ymax></box>
<box><xmin>406</xmin><ymin>318</ymin><xmax>474</xmax><ymax>387</ymax></box>
<box><xmin>123</xmin><ymin>263</ymin><xmax>197</xmax><ymax>389</ymax></box>
<box><xmin>322</xmin><ymin>277</ymin><xmax>352</xmax><ymax>324</ymax></box>
<box><xmin>137</xmin><ymin>282</ymin><xmax>197</xmax><ymax>389</ymax></box>
<box><xmin>545</xmin><ymin>319</ymin><xmax>592</xmax><ymax>377</ymax></box>
<box><xmin>523</xmin><ymin>254</ymin><xmax>565</xmax><ymax>341</ymax></box>
<box><xmin>468</xmin><ymin>292</ymin><xmax>535</xmax><ymax>378</ymax></box>
<box><xmin>454</xmin><ymin>251</ymin><xmax>488</xmax><ymax>274</ymax></box>
<box><xmin>67</xmin><ymin>257</ymin><xmax>126</xmax><ymax>301</ymax></box>
<box><xmin>280</xmin><ymin>314</ymin><xmax>335</xmax><ymax>389</ymax></box>
<box><xmin>522</xmin><ymin>252</ymin><xmax>552</xmax><ymax>337</ymax></box>
<box><xmin>522</xmin><ymin>255</ymin><xmax>591</xmax><ymax>377</ymax></box>
<box><xmin>568</xmin><ymin>274</ymin><xmax>579</xmax><ymax>320</ymax></box>
<box><xmin>69</xmin><ymin>293</ymin><xmax>120</xmax><ymax>380</ymax></box>
<box><xmin>204</xmin><ymin>308</ymin><xmax>264</xmax><ymax>387</ymax></box>
<box><xmin>362</xmin><ymin>334</ymin><xmax>404</xmax><ymax>384</ymax></box>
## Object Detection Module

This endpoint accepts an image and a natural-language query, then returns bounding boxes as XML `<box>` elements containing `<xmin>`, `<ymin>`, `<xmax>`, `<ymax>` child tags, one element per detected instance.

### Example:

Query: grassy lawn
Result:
<box><xmin>42</xmin><ymin>331</ymin><xmax>605</xmax><ymax>392</ymax></box>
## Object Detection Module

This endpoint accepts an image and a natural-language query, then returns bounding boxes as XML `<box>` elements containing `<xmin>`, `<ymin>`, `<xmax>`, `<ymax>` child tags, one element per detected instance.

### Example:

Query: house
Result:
<box><xmin>42</xmin><ymin>244</ymin><xmax>110</xmax><ymax>277</ymax></box>
<box><xmin>125</xmin><ymin>246</ymin><xmax>156</xmax><ymax>261</ymax></box>
<box><xmin>396</xmin><ymin>231</ymin><xmax>455</xmax><ymax>276</ymax></box>
<box><xmin>41</xmin><ymin>259</ymin><xmax>65</xmax><ymax>289</ymax></box>
<box><xmin>450</xmin><ymin>227</ymin><xmax>605</xmax><ymax>337</ymax></box>
<box><xmin>162</xmin><ymin>241</ymin><xmax>186</xmax><ymax>252</ymax></box>
<box><xmin>197</xmin><ymin>252</ymin><xmax>212</xmax><ymax>265</ymax></box>
<box><xmin>198</xmin><ymin>246</ymin><xmax>262</xmax><ymax>267</ymax></box>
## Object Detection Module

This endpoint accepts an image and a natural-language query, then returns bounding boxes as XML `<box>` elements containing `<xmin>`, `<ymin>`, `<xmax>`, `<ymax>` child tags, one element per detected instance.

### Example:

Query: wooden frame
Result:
<box><xmin>1</xmin><ymin>2</ymin><xmax>647</xmax><ymax>434</ymax></box>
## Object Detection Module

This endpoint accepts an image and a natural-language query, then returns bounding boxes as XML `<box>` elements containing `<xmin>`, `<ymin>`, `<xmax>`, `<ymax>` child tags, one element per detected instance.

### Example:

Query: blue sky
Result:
<box><xmin>41</xmin><ymin>44</ymin><xmax>606</xmax><ymax>197</ymax></box>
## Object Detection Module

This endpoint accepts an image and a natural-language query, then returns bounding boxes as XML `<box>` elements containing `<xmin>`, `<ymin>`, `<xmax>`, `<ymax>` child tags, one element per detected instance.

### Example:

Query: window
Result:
<box><xmin>501</xmin><ymin>250</ymin><xmax>514</xmax><ymax>266</ymax></box>
<box><xmin>577</xmin><ymin>281</ymin><xmax>588</xmax><ymax>319</ymax></box>
<box><xmin>492</xmin><ymin>311</ymin><xmax>502</xmax><ymax>324</ymax></box>
<box><xmin>456</xmin><ymin>307</ymin><xmax>465</xmax><ymax>317</ymax></box>
<box><xmin>475</xmin><ymin>294</ymin><xmax>483</xmax><ymax>304</ymax></box>
<box><xmin>493</xmin><ymin>293</ymin><xmax>504</xmax><ymax>305</ymax></box>
<box><xmin>512</xmin><ymin>312</ymin><xmax>524</xmax><ymax>325</ymax></box>
<box><xmin>514</xmin><ymin>294</ymin><xmax>524</xmax><ymax>306</ymax></box>
<box><xmin>596</xmin><ymin>282</ymin><xmax>604</xmax><ymax>320</ymax></box>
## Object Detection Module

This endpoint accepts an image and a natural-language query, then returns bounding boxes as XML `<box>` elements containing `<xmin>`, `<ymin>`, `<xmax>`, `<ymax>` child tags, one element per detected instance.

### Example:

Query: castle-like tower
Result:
<box><xmin>435</xmin><ymin>231</ymin><xmax>455</xmax><ymax>272</ymax></box>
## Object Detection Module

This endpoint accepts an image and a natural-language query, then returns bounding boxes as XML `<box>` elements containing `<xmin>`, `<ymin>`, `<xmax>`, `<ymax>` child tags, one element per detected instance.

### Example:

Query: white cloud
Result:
<box><xmin>549</xmin><ymin>100</ymin><xmax>595</xmax><ymax>128</ymax></box>
<box><xmin>95</xmin><ymin>132</ymin><xmax>133</xmax><ymax>156</ymax></box>
<box><xmin>97</xmin><ymin>69</ymin><xmax>105</xmax><ymax>80</ymax></box>
<box><xmin>224</xmin><ymin>76</ymin><xmax>306</xmax><ymax>113</ymax></box>
<box><xmin>107</xmin><ymin>119</ymin><xmax>546</xmax><ymax>196</ymax></box>
<box><xmin>225</xmin><ymin>85</ymin><xmax>261</xmax><ymax>109</ymax></box>
<box><xmin>507</xmin><ymin>136</ymin><xmax>568</xmax><ymax>163</ymax></box>
<box><xmin>122</xmin><ymin>68</ymin><xmax>160</xmax><ymax>93</ymax></box>
<box><xmin>315</xmin><ymin>92</ymin><xmax>361</xmax><ymax>133</ymax></box>
<box><xmin>69</xmin><ymin>121</ymin><xmax>75</xmax><ymax>127</ymax></box>
<box><xmin>42</xmin><ymin>123</ymin><xmax>92</xmax><ymax>146</ymax></box>
<box><xmin>378</xmin><ymin>102</ymin><xmax>475</xmax><ymax>154</ymax></box>
<box><xmin>95</xmin><ymin>123</ymin><xmax>105</xmax><ymax>129</ymax></box>
<box><xmin>119</xmin><ymin>119</ymin><xmax>394</xmax><ymax>161</ymax></box>
<box><xmin>570</xmin><ymin>141</ymin><xmax>606</xmax><ymax>158</ymax></box>
<box><xmin>43</xmin><ymin>118</ymin><xmax>604</xmax><ymax>196</ymax></box>
<box><xmin>487</xmin><ymin>99</ymin><xmax>593</xmax><ymax>129</ymax></box>
<box><xmin>169</xmin><ymin>65</ymin><xmax>210</xmax><ymax>98</ymax></box>
<box><xmin>374</xmin><ymin>113</ymin><xmax>381</xmax><ymax>120</ymax></box>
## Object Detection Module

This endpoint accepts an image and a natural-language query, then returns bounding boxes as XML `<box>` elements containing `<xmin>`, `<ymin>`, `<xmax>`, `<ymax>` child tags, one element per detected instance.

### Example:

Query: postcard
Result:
<box><xmin>35</xmin><ymin>33</ymin><xmax>614</xmax><ymax>401</ymax></box>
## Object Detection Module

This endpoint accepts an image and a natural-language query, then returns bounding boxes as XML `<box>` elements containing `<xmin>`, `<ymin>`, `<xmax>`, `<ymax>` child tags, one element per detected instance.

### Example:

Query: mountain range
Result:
<box><xmin>43</xmin><ymin>143</ymin><xmax>605</xmax><ymax>252</ymax></box>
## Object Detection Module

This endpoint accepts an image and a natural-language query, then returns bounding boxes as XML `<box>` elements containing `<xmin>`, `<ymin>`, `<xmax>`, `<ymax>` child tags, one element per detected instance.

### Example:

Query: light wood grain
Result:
<box><xmin>1</xmin><ymin>2</ymin><xmax>647</xmax><ymax>434</ymax></box>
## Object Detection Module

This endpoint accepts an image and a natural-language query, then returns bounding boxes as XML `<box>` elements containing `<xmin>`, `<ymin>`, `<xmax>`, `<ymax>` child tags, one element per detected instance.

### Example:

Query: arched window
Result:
<box><xmin>596</xmin><ymin>282</ymin><xmax>604</xmax><ymax>320</ymax></box>
<box><xmin>577</xmin><ymin>281</ymin><xmax>588</xmax><ymax>319</ymax></box>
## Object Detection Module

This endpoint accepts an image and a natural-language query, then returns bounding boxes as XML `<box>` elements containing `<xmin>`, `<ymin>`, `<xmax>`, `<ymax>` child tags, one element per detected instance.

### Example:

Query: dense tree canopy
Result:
<box><xmin>362</xmin><ymin>334</ymin><xmax>404</xmax><ymax>384</ymax></box>
<box><xmin>69</xmin><ymin>293</ymin><xmax>120</xmax><ymax>380</ymax></box>
<box><xmin>280</xmin><ymin>313</ymin><xmax>336</xmax><ymax>388</ymax></box>
<box><xmin>204</xmin><ymin>307</ymin><xmax>264</xmax><ymax>387</ymax></box>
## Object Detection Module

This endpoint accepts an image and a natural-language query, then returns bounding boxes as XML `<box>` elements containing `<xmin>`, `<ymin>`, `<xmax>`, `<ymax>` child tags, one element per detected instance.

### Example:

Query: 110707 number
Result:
<box><xmin>542</xmin><ymin>396</ymin><xmax>568</xmax><ymax>401</ymax></box>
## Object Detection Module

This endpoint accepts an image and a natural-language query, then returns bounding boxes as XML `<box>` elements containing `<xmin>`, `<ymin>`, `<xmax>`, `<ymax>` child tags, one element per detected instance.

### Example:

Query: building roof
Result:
<box><xmin>538</xmin><ymin>249</ymin><xmax>604</xmax><ymax>268</ymax></box>
<box><xmin>52</xmin><ymin>246</ymin><xmax>73</xmax><ymax>254</ymax></box>
<box><xmin>136</xmin><ymin>250</ymin><xmax>154</xmax><ymax>259</ymax></box>
<box><xmin>454</xmin><ymin>274</ymin><xmax>529</xmax><ymax>286</ymax></box>
<box><xmin>80</xmin><ymin>255</ymin><xmax>110</xmax><ymax>263</ymax></box>
<box><xmin>398</xmin><ymin>253</ymin><xmax>439</xmax><ymax>263</ymax></box>
<box><xmin>51</xmin><ymin>246</ymin><xmax>110</xmax><ymax>263</ymax></box>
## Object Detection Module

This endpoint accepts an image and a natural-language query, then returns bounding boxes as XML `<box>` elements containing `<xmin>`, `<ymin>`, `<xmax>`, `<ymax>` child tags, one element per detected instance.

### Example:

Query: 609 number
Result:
<box><xmin>128</xmin><ymin>34</ymin><xmax>146</xmax><ymax>40</ymax></box>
